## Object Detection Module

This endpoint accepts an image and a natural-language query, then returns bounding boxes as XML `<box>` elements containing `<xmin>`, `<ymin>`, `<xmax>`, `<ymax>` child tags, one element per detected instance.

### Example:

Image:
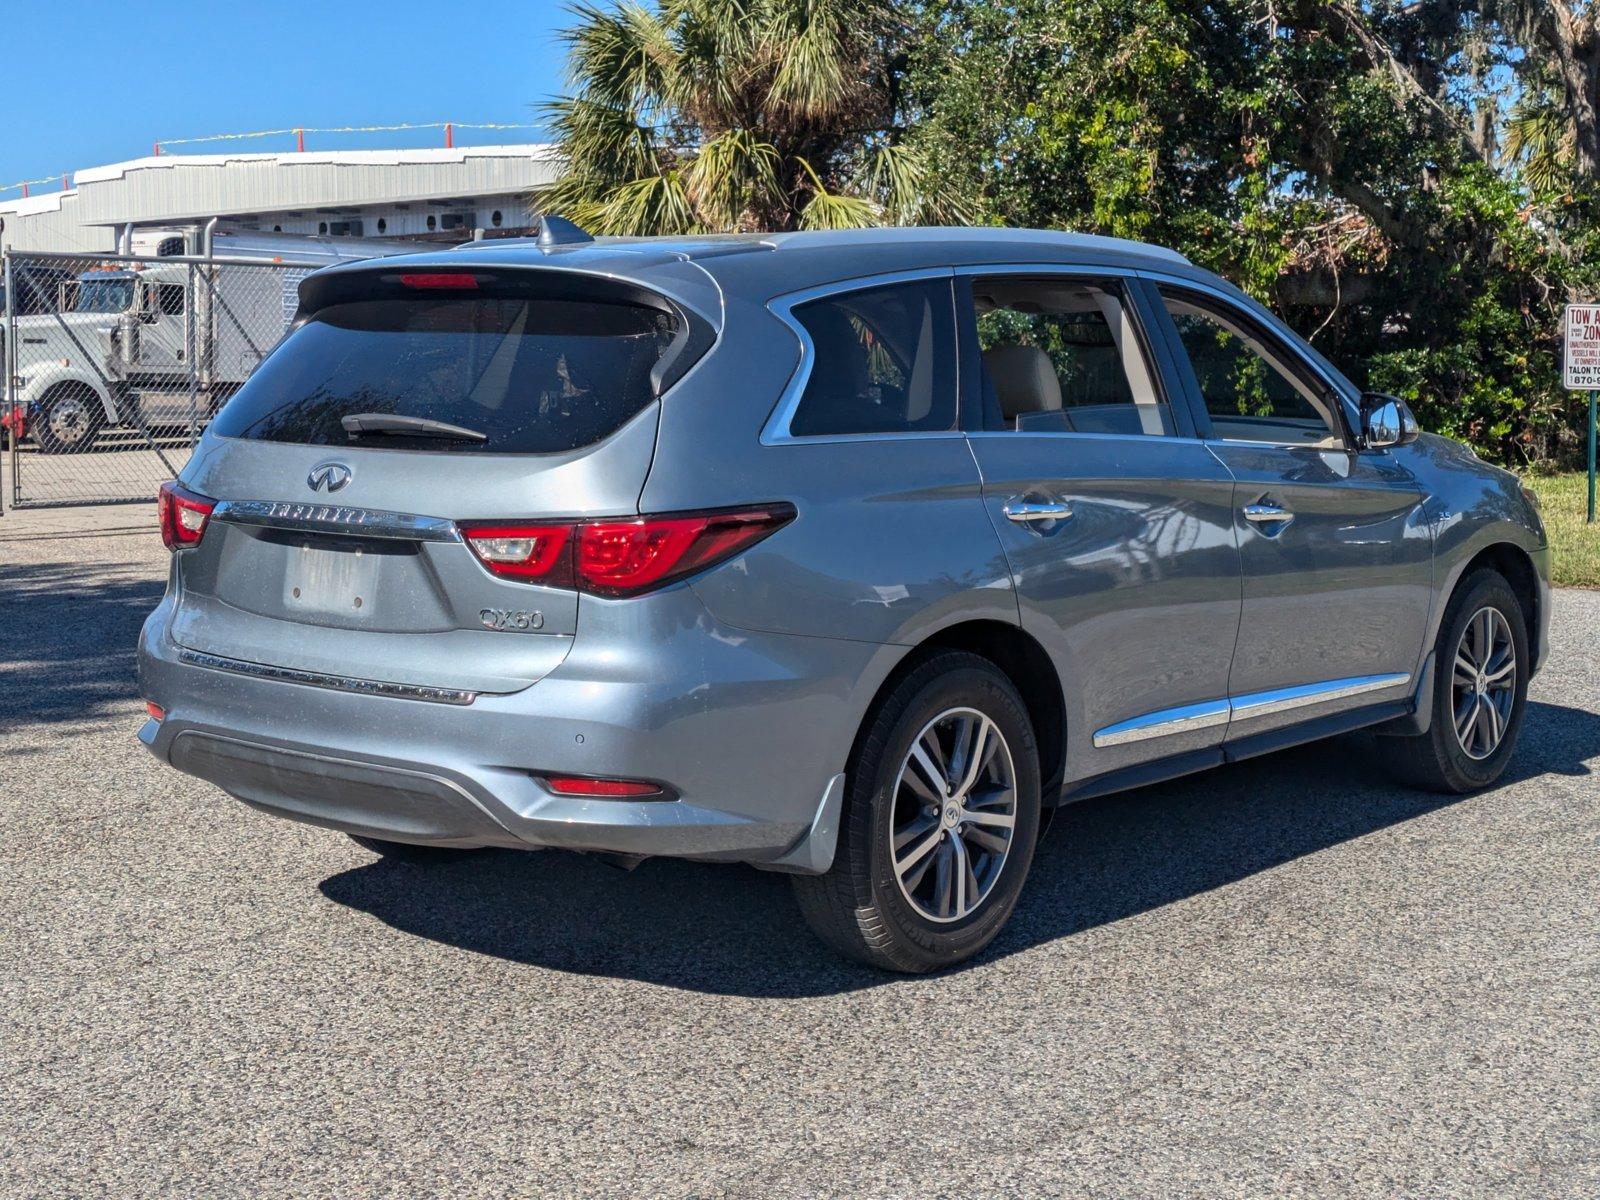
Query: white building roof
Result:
<box><xmin>0</xmin><ymin>144</ymin><xmax>562</xmax><ymax>253</ymax></box>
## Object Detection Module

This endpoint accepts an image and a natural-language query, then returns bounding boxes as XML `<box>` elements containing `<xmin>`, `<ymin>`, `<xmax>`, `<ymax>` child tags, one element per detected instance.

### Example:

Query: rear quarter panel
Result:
<box><xmin>640</xmin><ymin>291</ymin><xmax>1017</xmax><ymax>647</ymax></box>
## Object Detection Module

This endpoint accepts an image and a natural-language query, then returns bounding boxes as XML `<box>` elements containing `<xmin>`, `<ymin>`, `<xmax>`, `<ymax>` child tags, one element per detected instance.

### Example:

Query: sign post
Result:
<box><xmin>1564</xmin><ymin>303</ymin><xmax>1600</xmax><ymax>523</ymax></box>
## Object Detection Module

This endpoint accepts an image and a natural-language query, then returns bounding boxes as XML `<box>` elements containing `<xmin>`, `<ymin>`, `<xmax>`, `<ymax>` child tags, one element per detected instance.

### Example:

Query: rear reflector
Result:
<box><xmin>544</xmin><ymin>776</ymin><xmax>666</xmax><ymax>798</ymax></box>
<box><xmin>145</xmin><ymin>701</ymin><xmax>166</xmax><ymax>722</ymax></box>
<box><xmin>397</xmin><ymin>272</ymin><xmax>480</xmax><ymax>290</ymax></box>
<box><xmin>461</xmin><ymin>504</ymin><xmax>794</xmax><ymax>597</ymax></box>
<box><xmin>158</xmin><ymin>481</ymin><xmax>215</xmax><ymax>549</ymax></box>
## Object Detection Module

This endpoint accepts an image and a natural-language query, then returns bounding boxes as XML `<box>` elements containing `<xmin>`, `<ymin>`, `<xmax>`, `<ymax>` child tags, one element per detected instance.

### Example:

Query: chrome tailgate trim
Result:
<box><xmin>176</xmin><ymin>648</ymin><xmax>478</xmax><ymax>705</ymax></box>
<box><xmin>212</xmin><ymin>500</ymin><xmax>459</xmax><ymax>542</ymax></box>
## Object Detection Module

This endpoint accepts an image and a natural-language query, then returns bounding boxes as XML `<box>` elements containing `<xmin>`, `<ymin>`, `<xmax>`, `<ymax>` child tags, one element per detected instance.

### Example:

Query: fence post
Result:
<box><xmin>186</xmin><ymin>262</ymin><xmax>199</xmax><ymax>448</ymax></box>
<box><xmin>3</xmin><ymin>251</ymin><xmax>15</xmax><ymax>516</ymax></box>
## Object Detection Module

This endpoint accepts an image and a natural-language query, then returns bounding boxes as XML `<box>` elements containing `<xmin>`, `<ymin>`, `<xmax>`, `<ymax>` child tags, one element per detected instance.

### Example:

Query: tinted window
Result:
<box><xmin>1161</xmin><ymin>292</ymin><xmax>1337</xmax><ymax>443</ymax></box>
<box><xmin>788</xmin><ymin>280</ymin><xmax>956</xmax><ymax>437</ymax></box>
<box><xmin>972</xmin><ymin>278</ymin><xmax>1170</xmax><ymax>436</ymax></box>
<box><xmin>211</xmin><ymin>294</ymin><xmax>677</xmax><ymax>454</ymax></box>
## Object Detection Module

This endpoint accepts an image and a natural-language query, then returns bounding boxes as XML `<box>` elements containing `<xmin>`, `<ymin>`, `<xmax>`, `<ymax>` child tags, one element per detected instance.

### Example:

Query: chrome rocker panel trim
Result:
<box><xmin>176</xmin><ymin>648</ymin><xmax>479</xmax><ymax>706</ymax></box>
<box><xmin>1093</xmin><ymin>673</ymin><xmax>1412</xmax><ymax>749</ymax></box>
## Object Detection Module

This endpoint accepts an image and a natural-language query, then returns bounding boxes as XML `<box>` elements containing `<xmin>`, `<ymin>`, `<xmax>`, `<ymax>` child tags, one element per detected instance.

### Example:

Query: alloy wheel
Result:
<box><xmin>1451</xmin><ymin>605</ymin><xmax>1516</xmax><ymax>761</ymax></box>
<box><xmin>890</xmin><ymin>706</ymin><xmax>1017</xmax><ymax>923</ymax></box>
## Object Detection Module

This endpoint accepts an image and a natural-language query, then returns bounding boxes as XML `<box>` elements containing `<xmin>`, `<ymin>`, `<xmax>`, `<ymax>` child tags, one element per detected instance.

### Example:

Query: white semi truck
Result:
<box><xmin>6</xmin><ymin>231</ymin><xmax>426</xmax><ymax>453</ymax></box>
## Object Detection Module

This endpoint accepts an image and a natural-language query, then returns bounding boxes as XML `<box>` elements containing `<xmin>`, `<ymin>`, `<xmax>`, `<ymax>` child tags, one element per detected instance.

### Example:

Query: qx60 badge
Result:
<box><xmin>307</xmin><ymin>462</ymin><xmax>353</xmax><ymax>493</ymax></box>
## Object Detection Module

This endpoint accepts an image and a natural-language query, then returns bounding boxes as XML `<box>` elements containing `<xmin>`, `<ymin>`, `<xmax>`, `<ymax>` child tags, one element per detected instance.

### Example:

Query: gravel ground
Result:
<box><xmin>2</xmin><ymin>505</ymin><xmax>1596</xmax><ymax>1198</ymax></box>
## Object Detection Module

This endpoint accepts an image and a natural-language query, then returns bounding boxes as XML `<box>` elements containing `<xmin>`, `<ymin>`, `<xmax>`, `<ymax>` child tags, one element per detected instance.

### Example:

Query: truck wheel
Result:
<box><xmin>792</xmin><ymin>651</ymin><xmax>1041</xmax><ymax>973</ymax></box>
<box><xmin>34</xmin><ymin>384</ymin><xmax>104</xmax><ymax>454</ymax></box>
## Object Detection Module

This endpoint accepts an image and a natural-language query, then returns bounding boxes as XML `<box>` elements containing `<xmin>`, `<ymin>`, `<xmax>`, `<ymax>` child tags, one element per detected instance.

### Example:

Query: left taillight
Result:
<box><xmin>158</xmin><ymin>481</ymin><xmax>215</xmax><ymax>550</ymax></box>
<box><xmin>461</xmin><ymin>504</ymin><xmax>794</xmax><ymax>597</ymax></box>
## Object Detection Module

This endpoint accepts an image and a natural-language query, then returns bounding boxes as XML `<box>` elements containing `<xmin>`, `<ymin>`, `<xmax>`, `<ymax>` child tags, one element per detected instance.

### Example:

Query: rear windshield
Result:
<box><xmin>210</xmin><ymin>293</ymin><xmax>678</xmax><ymax>453</ymax></box>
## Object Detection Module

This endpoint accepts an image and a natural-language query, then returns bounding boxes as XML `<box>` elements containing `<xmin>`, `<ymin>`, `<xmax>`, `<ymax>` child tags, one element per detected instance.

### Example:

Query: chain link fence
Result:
<box><xmin>2</xmin><ymin>251</ymin><xmax>316</xmax><ymax>508</ymax></box>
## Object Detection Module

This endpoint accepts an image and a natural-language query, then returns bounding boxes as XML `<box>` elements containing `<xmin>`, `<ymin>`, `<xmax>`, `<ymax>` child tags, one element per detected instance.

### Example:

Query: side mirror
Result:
<box><xmin>1360</xmin><ymin>392</ymin><xmax>1419</xmax><ymax>449</ymax></box>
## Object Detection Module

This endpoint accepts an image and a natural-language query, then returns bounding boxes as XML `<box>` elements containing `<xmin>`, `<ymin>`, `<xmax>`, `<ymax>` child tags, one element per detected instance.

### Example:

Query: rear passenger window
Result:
<box><xmin>788</xmin><ymin>280</ymin><xmax>956</xmax><ymax>437</ymax></box>
<box><xmin>970</xmin><ymin>278</ymin><xmax>1171</xmax><ymax>436</ymax></box>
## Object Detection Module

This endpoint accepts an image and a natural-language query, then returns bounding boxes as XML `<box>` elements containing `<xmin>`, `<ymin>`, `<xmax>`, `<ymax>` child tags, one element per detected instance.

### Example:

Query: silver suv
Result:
<box><xmin>138</xmin><ymin>225</ymin><xmax>1550</xmax><ymax>972</ymax></box>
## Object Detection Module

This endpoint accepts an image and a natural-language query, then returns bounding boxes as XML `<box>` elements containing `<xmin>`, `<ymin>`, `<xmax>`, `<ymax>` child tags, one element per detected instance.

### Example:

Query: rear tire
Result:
<box><xmin>792</xmin><ymin>651</ymin><xmax>1041</xmax><ymax>973</ymax></box>
<box><xmin>348</xmin><ymin>834</ymin><xmax>481</xmax><ymax>863</ymax></box>
<box><xmin>1377</xmin><ymin>569</ymin><xmax>1528</xmax><ymax>793</ymax></box>
<box><xmin>33</xmin><ymin>384</ymin><xmax>104</xmax><ymax>454</ymax></box>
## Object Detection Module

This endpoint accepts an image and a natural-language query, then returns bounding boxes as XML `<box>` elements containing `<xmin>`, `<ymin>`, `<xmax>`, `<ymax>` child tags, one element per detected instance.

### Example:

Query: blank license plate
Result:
<box><xmin>283</xmin><ymin>545</ymin><xmax>379</xmax><ymax>617</ymax></box>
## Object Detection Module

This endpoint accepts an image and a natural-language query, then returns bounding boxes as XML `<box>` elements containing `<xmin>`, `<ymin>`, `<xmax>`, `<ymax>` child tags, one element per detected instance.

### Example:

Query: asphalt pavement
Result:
<box><xmin>2</xmin><ymin>503</ymin><xmax>1596</xmax><ymax>1197</ymax></box>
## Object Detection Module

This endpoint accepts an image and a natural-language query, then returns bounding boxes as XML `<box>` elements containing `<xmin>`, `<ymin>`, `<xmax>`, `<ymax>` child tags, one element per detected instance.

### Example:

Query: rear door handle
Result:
<box><xmin>1003</xmin><ymin>500</ymin><xmax>1073</xmax><ymax>524</ymax></box>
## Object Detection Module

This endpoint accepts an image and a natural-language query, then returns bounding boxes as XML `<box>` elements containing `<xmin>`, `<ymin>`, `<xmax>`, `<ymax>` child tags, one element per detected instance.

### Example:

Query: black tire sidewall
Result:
<box><xmin>1427</xmin><ymin>571</ymin><xmax>1530</xmax><ymax>790</ymax></box>
<box><xmin>858</xmin><ymin>660</ymin><xmax>1041</xmax><ymax>965</ymax></box>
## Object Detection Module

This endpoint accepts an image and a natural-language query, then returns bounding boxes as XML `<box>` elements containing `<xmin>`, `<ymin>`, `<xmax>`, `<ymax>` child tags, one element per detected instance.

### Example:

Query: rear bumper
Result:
<box><xmin>137</xmin><ymin>589</ymin><xmax>898</xmax><ymax>867</ymax></box>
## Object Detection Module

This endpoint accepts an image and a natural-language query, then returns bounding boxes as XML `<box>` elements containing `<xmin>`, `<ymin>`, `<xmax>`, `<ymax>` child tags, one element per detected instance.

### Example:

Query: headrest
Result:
<box><xmin>982</xmin><ymin>345</ymin><xmax>1061</xmax><ymax>419</ymax></box>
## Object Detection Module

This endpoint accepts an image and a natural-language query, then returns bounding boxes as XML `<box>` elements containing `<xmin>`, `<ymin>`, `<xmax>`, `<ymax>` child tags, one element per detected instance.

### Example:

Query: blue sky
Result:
<box><xmin>2</xmin><ymin>0</ymin><xmax>573</xmax><ymax>194</ymax></box>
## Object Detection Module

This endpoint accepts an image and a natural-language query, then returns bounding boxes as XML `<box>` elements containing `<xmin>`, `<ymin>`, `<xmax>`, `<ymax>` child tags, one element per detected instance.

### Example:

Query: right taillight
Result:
<box><xmin>158</xmin><ymin>481</ymin><xmax>215</xmax><ymax>550</ymax></box>
<box><xmin>461</xmin><ymin>504</ymin><xmax>793</xmax><ymax>596</ymax></box>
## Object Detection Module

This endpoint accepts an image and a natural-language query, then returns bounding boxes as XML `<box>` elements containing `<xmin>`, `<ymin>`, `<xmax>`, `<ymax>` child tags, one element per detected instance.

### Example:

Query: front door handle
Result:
<box><xmin>1242</xmin><ymin>502</ymin><xmax>1293</xmax><ymax>529</ymax></box>
<box><xmin>1003</xmin><ymin>499</ymin><xmax>1074</xmax><ymax>525</ymax></box>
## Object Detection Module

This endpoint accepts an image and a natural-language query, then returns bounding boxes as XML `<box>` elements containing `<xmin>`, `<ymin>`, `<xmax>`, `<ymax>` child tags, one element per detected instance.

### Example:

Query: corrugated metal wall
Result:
<box><xmin>0</xmin><ymin>146</ymin><xmax>560</xmax><ymax>254</ymax></box>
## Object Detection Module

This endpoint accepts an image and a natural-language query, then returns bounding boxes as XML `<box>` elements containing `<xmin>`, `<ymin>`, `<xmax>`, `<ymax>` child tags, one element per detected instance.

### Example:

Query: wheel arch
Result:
<box><xmin>32</xmin><ymin>371</ymin><xmax>119</xmax><ymax>423</ymax></box>
<box><xmin>1455</xmin><ymin>542</ymin><xmax>1541</xmax><ymax>665</ymax></box>
<box><xmin>859</xmin><ymin>620</ymin><xmax>1067</xmax><ymax>801</ymax></box>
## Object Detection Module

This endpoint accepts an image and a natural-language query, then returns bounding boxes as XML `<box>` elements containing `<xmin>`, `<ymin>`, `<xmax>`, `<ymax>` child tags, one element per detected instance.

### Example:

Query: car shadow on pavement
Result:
<box><xmin>319</xmin><ymin>699</ymin><xmax>1600</xmax><ymax>998</ymax></box>
<box><xmin>0</xmin><ymin>560</ymin><xmax>164</xmax><ymax>730</ymax></box>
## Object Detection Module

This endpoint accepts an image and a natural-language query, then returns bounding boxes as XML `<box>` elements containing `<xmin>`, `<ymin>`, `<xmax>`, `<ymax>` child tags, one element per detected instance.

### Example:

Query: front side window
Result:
<box><xmin>970</xmin><ymin>277</ymin><xmax>1170</xmax><ymax>436</ymax></box>
<box><xmin>1161</xmin><ymin>291</ymin><xmax>1340</xmax><ymax>445</ymax></box>
<box><xmin>787</xmin><ymin>279</ymin><xmax>956</xmax><ymax>437</ymax></box>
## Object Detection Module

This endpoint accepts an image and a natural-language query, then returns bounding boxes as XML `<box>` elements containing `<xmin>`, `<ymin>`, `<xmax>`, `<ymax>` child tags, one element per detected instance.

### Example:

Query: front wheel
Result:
<box><xmin>1378</xmin><ymin>569</ymin><xmax>1529</xmax><ymax>793</ymax></box>
<box><xmin>792</xmin><ymin>651</ymin><xmax>1041</xmax><ymax>973</ymax></box>
<box><xmin>33</xmin><ymin>385</ymin><xmax>104</xmax><ymax>454</ymax></box>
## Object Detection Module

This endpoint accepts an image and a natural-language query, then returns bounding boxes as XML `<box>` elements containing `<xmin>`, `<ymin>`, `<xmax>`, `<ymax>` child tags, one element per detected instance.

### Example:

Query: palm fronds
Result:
<box><xmin>544</xmin><ymin>0</ymin><xmax>959</xmax><ymax>235</ymax></box>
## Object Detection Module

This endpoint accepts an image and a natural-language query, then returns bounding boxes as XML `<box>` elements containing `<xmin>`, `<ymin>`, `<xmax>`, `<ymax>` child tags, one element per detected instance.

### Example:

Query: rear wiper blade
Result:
<box><xmin>340</xmin><ymin>412</ymin><xmax>488</xmax><ymax>442</ymax></box>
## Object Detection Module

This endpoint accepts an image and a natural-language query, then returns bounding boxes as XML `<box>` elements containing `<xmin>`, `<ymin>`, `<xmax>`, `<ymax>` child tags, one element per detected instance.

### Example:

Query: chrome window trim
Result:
<box><xmin>213</xmin><ymin>499</ymin><xmax>461</xmax><ymax>542</ymax></box>
<box><xmin>965</xmin><ymin>429</ymin><xmax>1207</xmax><ymax>446</ymax></box>
<box><xmin>761</xmin><ymin>267</ymin><xmax>957</xmax><ymax>446</ymax></box>
<box><xmin>176</xmin><ymin>648</ymin><xmax>479</xmax><ymax>705</ymax></box>
<box><xmin>1136</xmin><ymin>268</ymin><xmax>1361</xmax><ymax>448</ymax></box>
<box><xmin>1091</xmin><ymin>672</ymin><xmax>1412</xmax><ymax>748</ymax></box>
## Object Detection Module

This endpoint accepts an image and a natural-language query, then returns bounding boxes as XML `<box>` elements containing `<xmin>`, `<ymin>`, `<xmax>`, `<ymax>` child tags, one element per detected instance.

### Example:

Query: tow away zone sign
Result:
<box><xmin>1566</xmin><ymin>303</ymin><xmax>1600</xmax><ymax>390</ymax></box>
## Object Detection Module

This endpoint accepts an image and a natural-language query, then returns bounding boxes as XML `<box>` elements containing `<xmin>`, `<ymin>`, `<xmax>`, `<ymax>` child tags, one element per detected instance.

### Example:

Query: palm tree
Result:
<box><xmin>1505</xmin><ymin>82</ymin><xmax>1579</xmax><ymax>195</ymax></box>
<box><xmin>541</xmin><ymin>0</ymin><xmax>971</xmax><ymax>235</ymax></box>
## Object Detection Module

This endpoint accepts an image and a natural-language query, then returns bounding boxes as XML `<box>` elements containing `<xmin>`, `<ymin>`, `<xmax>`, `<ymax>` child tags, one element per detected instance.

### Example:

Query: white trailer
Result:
<box><xmin>7</xmin><ymin>232</ymin><xmax>426</xmax><ymax>453</ymax></box>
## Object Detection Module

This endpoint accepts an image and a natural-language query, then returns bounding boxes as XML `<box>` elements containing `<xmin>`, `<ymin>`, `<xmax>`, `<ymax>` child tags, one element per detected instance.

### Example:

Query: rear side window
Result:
<box><xmin>787</xmin><ymin>280</ymin><xmax>956</xmax><ymax>437</ymax></box>
<box><xmin>210</xmin><ymin>289</ymin><xmax>680</xmax><ymax>454</ymax></box>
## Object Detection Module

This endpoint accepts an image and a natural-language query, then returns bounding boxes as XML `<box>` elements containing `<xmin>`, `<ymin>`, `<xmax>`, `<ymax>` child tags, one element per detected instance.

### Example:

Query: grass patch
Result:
<box><xmin>1519</xmin><ymin>472</ymin><xmax>1600</xmax><ymax>588</ymax></box>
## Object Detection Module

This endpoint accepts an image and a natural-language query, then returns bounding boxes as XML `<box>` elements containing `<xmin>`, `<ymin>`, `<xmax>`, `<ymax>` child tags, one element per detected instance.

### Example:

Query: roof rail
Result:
<box><xmin>537</xmin><ymin>214</ymin><xmax>594</xmax><ymax>249</ymax></box>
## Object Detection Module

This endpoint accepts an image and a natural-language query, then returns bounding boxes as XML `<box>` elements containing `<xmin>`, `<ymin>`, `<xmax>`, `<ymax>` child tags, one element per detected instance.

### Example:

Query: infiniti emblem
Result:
<box><xmin>307</xmin><ymin>462</ymin><xmax>352</xmax><ymax>493</ymax></box>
